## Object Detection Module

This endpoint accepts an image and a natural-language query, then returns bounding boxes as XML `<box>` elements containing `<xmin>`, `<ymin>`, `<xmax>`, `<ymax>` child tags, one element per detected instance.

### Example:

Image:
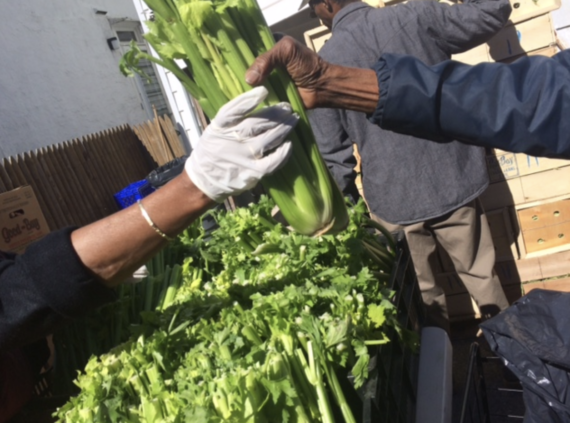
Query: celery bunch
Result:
<box><xmin>54</xmin><ymin>199</ymin><xmax>408</xmax><ymax>423</ymax></box>
<box><xmin>120</xmin><ymin>0</ymin><xmax>349</xmax><ymax>236</ymax></box>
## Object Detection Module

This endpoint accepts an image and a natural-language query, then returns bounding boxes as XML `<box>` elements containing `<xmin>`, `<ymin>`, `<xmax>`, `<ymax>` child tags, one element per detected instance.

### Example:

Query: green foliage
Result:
<box><xmin>54</xmin><ymin>199</ymin><xmax>408</xmax><ymax>423</ymax></box>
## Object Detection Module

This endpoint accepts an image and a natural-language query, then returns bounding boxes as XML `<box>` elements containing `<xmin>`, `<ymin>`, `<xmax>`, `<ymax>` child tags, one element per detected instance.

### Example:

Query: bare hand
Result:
<box><xmin>245</xmin><ymin>36</ymin><xmax>379</xmax><ymax>114</ymax></box>
<box><xmin>245</xmin><ymin>36</ymin><xmax>330</xmax><ymax>109</ymax></box>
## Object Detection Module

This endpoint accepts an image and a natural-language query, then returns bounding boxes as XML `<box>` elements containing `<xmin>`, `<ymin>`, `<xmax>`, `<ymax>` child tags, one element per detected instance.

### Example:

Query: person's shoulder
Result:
<box><xmin>317</xmin><ymin>36</ymin><xmax>336</xmax><ymax>60</ymax></box>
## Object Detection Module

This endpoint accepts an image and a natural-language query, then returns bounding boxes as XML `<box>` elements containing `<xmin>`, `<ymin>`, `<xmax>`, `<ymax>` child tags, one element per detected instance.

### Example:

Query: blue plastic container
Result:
<box><xmin>114</xmin><ymin>179</ymin><xmax>155</xmax><ymax>209</ymax></box>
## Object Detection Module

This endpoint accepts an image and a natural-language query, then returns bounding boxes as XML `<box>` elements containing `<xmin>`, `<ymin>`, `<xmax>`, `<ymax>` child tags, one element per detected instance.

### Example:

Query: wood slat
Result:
<box><xmin>52</xmin><ymin>144</ymin><xmax>96</xmax><ymax>226</ymax></box>
<box><xmin>3</xmin><ymin>157</ymin><xmax>26</xmax><ymax>188</ymax></box>
<box><xmin>18</xmin><ymin>153</ymin><xmax>56</xmax><ymax>231</ymax></box>
<box><xmin>107</xmin><ymin>127</ymin><xmax>142</xmax><ymax>184</ymax></box>
<box><xmin>64</xmin><ymin>140</ymin><xmax>108</xmax><ymax>221</ymax></box>
<box><xmin>128</xmin><ymin>124</ymin><xmax>157</xmax><ymax>176</ymax></box>
<box><xmin>22</xmin><ymin>151</ymin><xmax>58</xmax><ymax>231</ymax></box>
<box><xmin>35</xmin><ymin>148</ymin><xmax>69</xmax><ymax>229</ymax></box>
<box><xmin>82</xmin><ymin>135</ymin><xmax>121</xmax><ymax>215</ymax></box>
<box><xmin>125</xmin><ymin>125</ymin><xmax>157</xmax><ymax>174</ymax></box>
<box><xmin>89</xmin><ymin>132</ymin><xmax>126</xmax><ymax>193</ymax></box>
<box><xmin>134</xmin><ymin>119</ymin><xmax>169</xmax><ymax>165</ymax></box>
<box><xmin>145</xmin><ymin>121</ymin><xmax>167</xmax><ymax>165</ymax></box>
<box><xmin>69</xmin><ymin>139</ymin><xmax>112</xmax><ymax>219</ymax></box>
<box><xmin>159</xmin><ymin>115</ymin><xmax>186</xmax><ymax>158</ymax></box>
<box><xmin>154</xmin><ymin>106</ymin><xmax>174</xmax><ymax>162</ymax></box>
<box><xmin>0</xmin><ymin>172</ymin><xmax>7</xmax><ymax>193</ymax></box>
<box><xmin>0</xmin><ymin>162</ymin><xmax>14</xmax><ymax>192</ymax></box>
<box><xmin>43</xmin><ymin>146</ymin><xmax>80</xmax><ymax>227</ymax></box>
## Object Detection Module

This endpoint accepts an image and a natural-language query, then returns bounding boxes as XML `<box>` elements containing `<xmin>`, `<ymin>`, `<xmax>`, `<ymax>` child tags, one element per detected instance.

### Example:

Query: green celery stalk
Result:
<box><xmin>121</xmin><ymin>0</ymin><xmax>349</xmax><ymax>236</ymax></box>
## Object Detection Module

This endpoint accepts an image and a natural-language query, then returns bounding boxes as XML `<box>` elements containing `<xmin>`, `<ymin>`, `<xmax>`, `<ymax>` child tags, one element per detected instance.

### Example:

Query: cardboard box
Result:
<box><xmin>0</xmin><ymin>186</ymin><xmax>50</xmax><ymax>254</ymax></box>
<box><xmin>513</xmin><ymin>152</ymin><xmax>569</xmax><ymax>178</ymax></box>
<box><xmin>488</xmin><ymin>150</ymin><xmax>570</xmax><ymax>183</ymax></box>
<box><xmin>452</xmin><ymin>13</ymin><xmax>556</xmax><ymax>65</ymax></box>
<box><xmin>508</xmin><ymin>0</ymin><xmax>561</xmax><ymax>25</ymax></box>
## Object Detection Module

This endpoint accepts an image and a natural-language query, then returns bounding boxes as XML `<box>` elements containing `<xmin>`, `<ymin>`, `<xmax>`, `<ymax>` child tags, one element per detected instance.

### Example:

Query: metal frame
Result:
<box><xmin>460</xmin><ymin>343</ymin><xmax>525</xmax><ymax>423</ymax></box>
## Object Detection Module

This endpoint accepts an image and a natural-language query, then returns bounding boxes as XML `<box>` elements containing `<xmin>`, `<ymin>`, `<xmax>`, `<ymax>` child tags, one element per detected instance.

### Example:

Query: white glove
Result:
<box><xmin>186</xmin><ymin>87</ymin><xmax>297</xmax><ymax>202</ymax></box>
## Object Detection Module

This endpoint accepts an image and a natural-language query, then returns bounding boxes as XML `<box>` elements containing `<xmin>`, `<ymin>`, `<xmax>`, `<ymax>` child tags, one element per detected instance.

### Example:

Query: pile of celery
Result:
<box><xmin>54</xmin><ymin>199</ymin><xmax>411</xmax><ymax>423</ymax></box>
<box><xmin>120</xmin><ymin>0</ymin><xmax>348</xmax><ymax>236</ymax></box>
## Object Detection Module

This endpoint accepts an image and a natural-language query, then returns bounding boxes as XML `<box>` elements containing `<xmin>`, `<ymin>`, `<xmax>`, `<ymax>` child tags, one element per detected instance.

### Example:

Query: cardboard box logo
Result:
<box><xmin>0</xmin><ymin>186</ymin><xmax>50</xmax><ymax>254</ymax></box>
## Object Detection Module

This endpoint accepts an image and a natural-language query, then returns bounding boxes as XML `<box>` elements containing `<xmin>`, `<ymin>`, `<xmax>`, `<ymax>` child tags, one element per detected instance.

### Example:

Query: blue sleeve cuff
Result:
<box><xmin>367</xmin><ymin>57</ymin><xmax>392</xmax><ymax>127</ymax></box>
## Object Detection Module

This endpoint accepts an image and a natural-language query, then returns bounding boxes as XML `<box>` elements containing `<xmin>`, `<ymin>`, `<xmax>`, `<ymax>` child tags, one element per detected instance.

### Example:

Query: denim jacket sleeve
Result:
<box><xmin>369</xmin><ymin>50</ymin><xmax>570</xmax><ymax>159</ymax></box>
<box><xmin>409</xmin><ymin>0</ymin><xmax>512</xmax><ymax>54</ymax></box>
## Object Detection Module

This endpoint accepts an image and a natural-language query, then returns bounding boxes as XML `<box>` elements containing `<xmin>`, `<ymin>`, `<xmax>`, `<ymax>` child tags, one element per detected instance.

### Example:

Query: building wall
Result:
<box><xmin>0</xmin><ymin>0</ymin><xmax>149</xmax><ymax>158</ymax></box>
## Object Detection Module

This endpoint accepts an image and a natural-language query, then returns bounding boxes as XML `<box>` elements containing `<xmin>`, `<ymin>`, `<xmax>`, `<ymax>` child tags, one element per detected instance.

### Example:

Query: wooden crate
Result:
<box><xmin>521</xmin><ymin>221</ymin><xmax>570</xmax><ymax>254</ymax></box>
<box><xmin>481</xmin><ymin>167</ymin><xmax>570</xmax><ymax>212</ymax></box>
<box><xmin>516</xmin><ymin>197</ymin><xmax>570</xmax><ymax>256</ymax></box>
<box><xmin>523</xmin><ymin>276</ymin><xmax>570</xmax><ymax>295</ymax></box>
<box><xmin>304</xmin><ymin>25</ymin><xmax>331</xmax><ymax>53</ymax></box>
<box><xmin>517</xmin><ymin>167</ymin><xmax>570</xmax><ymax>205</ymax></box>
<box><xmin>518</xmin><ymin>198</ymin><xmax>570</xmax><ymax>230</ymax></box>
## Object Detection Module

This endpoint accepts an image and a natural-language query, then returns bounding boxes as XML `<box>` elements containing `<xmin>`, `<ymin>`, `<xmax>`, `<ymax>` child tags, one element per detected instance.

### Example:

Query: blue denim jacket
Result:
<box><xmin>372</xmin><ymin>50</ymin><xmax>570</xmax><ymax>159</ymax></box>
<box><xmin>309</xmin><ymin>0</ymin><xmax>512</xmax><ymax>224</ymax></box>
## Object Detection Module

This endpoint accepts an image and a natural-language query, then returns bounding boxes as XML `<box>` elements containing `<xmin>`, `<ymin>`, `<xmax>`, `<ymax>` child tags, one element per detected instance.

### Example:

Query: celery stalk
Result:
<box><xmin>122</xmin><ymin>0</ymin><xmax>349</xmax><ymax>236</ymax></box>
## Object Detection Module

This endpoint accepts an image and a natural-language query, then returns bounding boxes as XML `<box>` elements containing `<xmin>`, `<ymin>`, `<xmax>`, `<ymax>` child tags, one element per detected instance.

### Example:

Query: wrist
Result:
<box><xmin>317</xmin><ymin>64</ymin><xmax>379</xmax><ymax>114</ymax></box>
<box><xmin>177</xmin><ymin>171</ymin><xmax>216</xmax><ymax>210</ymax></box>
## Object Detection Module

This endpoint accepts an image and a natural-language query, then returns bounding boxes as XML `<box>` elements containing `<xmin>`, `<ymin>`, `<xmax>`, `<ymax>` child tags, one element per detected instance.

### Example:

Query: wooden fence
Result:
<box><xmin>132</xmin><ymin>113</ymin><xmax>187</xmax><ymax>166</ymax></box>
<box><xmin>0</xmin><ymin>125</ymin><xmax>157</xmax><ymax>231</ymax></box>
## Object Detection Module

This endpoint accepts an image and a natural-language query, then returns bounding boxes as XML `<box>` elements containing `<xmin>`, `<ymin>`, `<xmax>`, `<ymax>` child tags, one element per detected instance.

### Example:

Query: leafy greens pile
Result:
<box><xmin>55</xmin><ymin>198</ymin><xmax>407</xmax><ymax>423</ymax></box>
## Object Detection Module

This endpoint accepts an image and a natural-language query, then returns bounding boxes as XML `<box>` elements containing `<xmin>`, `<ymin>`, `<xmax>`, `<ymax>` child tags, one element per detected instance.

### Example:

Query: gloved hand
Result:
<box><xmin>186</xmin><ymin>87</ymin><xmax>297</xmax><ymax>202</ymax></box>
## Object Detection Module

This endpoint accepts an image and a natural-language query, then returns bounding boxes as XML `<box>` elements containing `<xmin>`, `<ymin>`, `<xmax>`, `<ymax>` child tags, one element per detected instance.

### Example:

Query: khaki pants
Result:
<box><xmin>373</xmin><ymin>199</ymin><xmax>509</xmax><ymax>331</ymax></box>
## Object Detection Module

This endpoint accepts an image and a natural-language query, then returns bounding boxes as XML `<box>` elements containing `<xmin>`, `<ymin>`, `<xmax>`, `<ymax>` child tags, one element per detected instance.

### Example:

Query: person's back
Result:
<box><xmin>308</xmin><ymin>0</ymin><xmax>512</xmax><ymax>329</ymax></box>
<box><xmin>313</xmin><ymin>0</ymin><xmax>511</xmax><ymax>223</ymax></box>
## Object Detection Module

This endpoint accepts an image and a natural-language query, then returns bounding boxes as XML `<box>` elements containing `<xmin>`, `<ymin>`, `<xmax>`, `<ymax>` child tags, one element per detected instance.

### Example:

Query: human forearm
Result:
<box><xmin>72</xmin><ymin>87</ymin><xmax>295</xmax><ymax>289</ymax></box>
<box><xmin>71</xmin><ymin>173</ymin><xmax>213</xmax><ymax>288</ymax></box>
<box><xmin>246</xmin><ymin>36</ymin><xmax>378</xmax><ymax>112</ymax></box>
<box><xmin>313</xmin><ymin>64</ymin><xmax>378</xmax><ymax>113</ymax></box>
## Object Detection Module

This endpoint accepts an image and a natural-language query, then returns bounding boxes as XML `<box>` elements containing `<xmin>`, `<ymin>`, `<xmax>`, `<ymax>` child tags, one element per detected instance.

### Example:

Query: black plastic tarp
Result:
<box><xmin>481</xmin><ymin>289</ymin><xmax>570</xmax><ymax>422</ymax></box>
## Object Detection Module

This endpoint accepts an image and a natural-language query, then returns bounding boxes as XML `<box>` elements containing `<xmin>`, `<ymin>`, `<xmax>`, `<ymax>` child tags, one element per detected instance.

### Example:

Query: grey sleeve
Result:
<box><xmin>308</xmin><ymin>108</ymin><xmax>360</xmax><ymax>202</ymax></box>
<box><xmin>412</xmin><ymin>0</ymin><xmax>512</xmax><ymax>54</ymax></box>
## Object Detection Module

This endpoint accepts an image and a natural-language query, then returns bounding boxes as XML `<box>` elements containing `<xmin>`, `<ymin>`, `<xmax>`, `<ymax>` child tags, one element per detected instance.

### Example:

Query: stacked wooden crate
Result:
<box><xmin>480</xmin><ymin>152</ymin><xmax>570</xmax><ymax>279</ymax></box>
<box><xmin>449</xmin><ymin>0</ymin><xmax>567</xmax><ymax>319</ymax></box>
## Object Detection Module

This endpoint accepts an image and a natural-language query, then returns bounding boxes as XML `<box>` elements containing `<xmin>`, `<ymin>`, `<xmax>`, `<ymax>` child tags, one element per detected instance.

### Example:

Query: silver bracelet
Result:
<box><xmin>137</xmin><ymin>200</ymin><xmax>174</xmax><ymax>242</ymax></box>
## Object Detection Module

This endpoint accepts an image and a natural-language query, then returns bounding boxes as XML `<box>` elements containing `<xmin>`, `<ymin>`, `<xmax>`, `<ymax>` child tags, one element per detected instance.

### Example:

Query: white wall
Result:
<box><xmin>552</xmin><ymin>0</ymin><xmax>570</xmax><ymax>48</ymax></box>
<box><xmin>0</xmin><ymin>0</ymin><xmax>149</xmax><ymax>158</ymax></box>
<box><xmin>259</xmin><ymin>0</ymin><xmax>307</xmax><ymax>26</ymax></box>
